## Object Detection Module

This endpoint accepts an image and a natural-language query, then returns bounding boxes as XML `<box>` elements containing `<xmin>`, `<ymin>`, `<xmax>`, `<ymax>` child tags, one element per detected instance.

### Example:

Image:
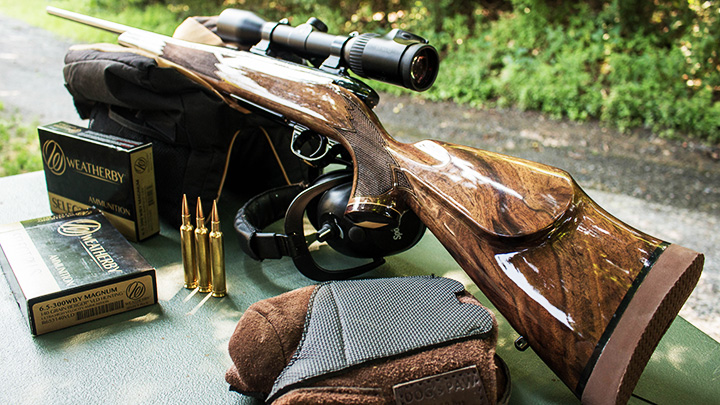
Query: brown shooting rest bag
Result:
<box><xmin>226</xmin><ymin>276</ymin><xmax>511</xmax><ymax>404</ymax></box>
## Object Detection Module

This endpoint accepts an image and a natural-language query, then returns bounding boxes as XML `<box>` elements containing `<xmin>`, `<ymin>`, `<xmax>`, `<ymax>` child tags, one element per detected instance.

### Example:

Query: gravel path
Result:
<box><xmin>0</xmin><ymin>13</ymin><xmax>81</xmax><ymax>125</ymax></box>
<box><xmin>1</xmin><ymin>11</ymin><xmax>718</xmax><ymax>341</ymax></box>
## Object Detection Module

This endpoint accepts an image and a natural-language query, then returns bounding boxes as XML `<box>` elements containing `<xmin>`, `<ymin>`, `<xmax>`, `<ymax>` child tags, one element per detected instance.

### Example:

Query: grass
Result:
<box><xmin>0</xmin><ymin>0</ymin><xmax>82</xmax><ymax>177</ymax></box>
<box><xmin>0</xmin><ymin>1</ymin><xmax>717</xmax><ymax>179</ymax></box>
<box><xmin>1</xmin><ymin>1</ymin><xmax>115</xmax><ymax>43</ymax></box>
<box><xmin>0</xmin><ymin>102</ymin><xmax>42</xmax><ymax>177</ymax></box>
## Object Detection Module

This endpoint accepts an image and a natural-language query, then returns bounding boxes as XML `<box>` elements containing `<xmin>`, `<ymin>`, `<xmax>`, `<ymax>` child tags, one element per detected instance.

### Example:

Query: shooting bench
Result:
<box><xmin>0</xmin><ymin>170</ymin><xmax>717</xmax><ymax>404</ymax></box>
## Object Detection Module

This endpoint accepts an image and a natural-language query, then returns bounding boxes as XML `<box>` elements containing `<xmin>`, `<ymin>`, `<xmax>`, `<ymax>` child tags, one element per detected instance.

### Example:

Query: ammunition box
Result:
<box><xmin>0</xmin><ymin>209</ymin><xmax>158</xmax><ymax>335</ymax></box>
<box><xmin>38</xmin><ymin>122</ymin><xmax>159</xmax><ymax>241</ymax></box>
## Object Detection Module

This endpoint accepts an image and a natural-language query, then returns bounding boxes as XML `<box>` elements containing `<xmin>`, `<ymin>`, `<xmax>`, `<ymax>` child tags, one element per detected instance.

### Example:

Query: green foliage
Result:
<box><xmin>215</xmin><ymin>0</ymin><xmax>720</xmax><ymax>142</ymax></box>
<box><xmin>418</xmin><ymin>1</ymin><xmax>720</xmax><ymax>142</ymax></box>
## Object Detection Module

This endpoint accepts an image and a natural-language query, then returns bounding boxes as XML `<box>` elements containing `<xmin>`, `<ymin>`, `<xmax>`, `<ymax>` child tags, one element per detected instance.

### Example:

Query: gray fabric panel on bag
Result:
<box><xmin>268</xmin><ymin>276</ymin><xmax>495</xmax><ymax>401</ymax></box>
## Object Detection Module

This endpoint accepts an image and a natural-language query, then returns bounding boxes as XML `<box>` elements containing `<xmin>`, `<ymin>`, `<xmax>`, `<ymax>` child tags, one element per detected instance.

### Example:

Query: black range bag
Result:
<box><xmin>62</xmin><ymin>17</ymin><xmax>309</xmax><ymax>226</ymax></box>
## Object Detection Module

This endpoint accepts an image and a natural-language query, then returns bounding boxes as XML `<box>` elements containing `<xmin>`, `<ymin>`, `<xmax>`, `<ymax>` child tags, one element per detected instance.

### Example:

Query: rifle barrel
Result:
<box><xmin>46</xmin><ymin>6</ymin><xmax>131</xmax><ymax>35</ymax></box>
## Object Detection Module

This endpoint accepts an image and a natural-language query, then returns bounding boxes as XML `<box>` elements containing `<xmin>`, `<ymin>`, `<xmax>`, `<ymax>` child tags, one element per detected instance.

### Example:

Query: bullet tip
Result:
<box><xmin>196</xmin><ymin>197</ymin><xmax>204</xmax><ymax>221</ymax></box>
<box><xmin>181</xmin><ymin>194</ymin><xmax>190</xmax><ymax>216</ymax></box>
<box><xmin>211</xmin><ymin>200</ymin><xmax>219</xmax><ymax>223</ymax></box>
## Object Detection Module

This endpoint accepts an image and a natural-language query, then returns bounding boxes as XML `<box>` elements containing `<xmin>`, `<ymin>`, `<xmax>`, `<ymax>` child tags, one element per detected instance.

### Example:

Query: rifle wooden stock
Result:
<box><xmin>390</xmin><ymin>141</ymin><xmax>704</xmax><ymax>404</ymax></box>
<box><xmin>48</xmin><ymin>10</ymin><xmax>704</xmax><ymax>404</ymax></box>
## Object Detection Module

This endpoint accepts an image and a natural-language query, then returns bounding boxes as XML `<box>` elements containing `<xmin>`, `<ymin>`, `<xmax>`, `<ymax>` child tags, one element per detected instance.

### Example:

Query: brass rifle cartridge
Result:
<box><xmin>210</xmin><ymin>200</ymin><xmax>226</xmax><ymax>298</ymax></box>
<box><xmin>180</xmin><ymin>194</ymin><xmax>198</xmax><ymax>289</ymax></box>
<box><xmin>195</xmin><ymin>197</ymin><xmax>212</xmax><ymax>293</ymax></box>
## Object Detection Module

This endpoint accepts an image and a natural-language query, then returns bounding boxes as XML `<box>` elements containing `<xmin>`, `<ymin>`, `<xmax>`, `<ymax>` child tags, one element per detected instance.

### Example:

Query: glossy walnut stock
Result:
<box><xmin>128</xmin><ymin>34</ymin><xmax>702</xmax><ymax>404</ymax></box>
<box><xmin>388</xmin><ymin>140</ymin><xmax>703</xmax><ymax>404</ymax></box>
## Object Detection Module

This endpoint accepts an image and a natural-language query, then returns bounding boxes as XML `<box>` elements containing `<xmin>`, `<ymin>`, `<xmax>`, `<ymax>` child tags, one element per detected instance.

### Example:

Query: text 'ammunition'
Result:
<box><xmin>49</xmin><ymin>8</ymin><xmax>705</xmax><ymax>403</ymax></box>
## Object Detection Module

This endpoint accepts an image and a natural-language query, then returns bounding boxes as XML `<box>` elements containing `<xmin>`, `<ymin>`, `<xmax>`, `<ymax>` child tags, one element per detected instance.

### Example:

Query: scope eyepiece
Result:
<box><xmin>216</xmin><ymin>9</ymin><xmax>438</xmax><ymax>92</ymax></box>
<box><xmin>216</xmin><ymin>9</ymin><xmax>265</xmax><ymax>46</ymax></box>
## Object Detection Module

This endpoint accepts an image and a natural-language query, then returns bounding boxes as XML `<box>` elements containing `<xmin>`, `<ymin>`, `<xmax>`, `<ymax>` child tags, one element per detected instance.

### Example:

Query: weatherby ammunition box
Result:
<box><xmin>0</xmin><ymin>209</ymin><xmax>157</xmax><ymax>335</ymax></box>
<box><xmin>38</xmin><ymin>122</ymin><xmax>159</xmax><ymax>241</ymax></box>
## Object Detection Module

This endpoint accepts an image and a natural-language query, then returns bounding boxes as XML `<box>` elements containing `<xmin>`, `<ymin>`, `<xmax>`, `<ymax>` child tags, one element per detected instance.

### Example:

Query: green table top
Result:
<box><xmin>0</xmin><ymin>171</ymin><xmax>717</xmax><ymax>404</ymax></box>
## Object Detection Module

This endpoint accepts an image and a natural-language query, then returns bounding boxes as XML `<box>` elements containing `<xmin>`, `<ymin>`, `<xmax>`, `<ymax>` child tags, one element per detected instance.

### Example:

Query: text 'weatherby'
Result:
<box><xmin>67</xmin><ymin>159</ymin><xmax>125</xmax><ymax>183</ymax></box>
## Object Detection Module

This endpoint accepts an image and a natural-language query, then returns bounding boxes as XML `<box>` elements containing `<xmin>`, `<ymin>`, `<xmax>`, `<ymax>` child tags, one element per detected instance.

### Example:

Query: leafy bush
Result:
<box><xmin>419</xmin><ymin>0</ymin><xmax>719</xmax><ymax>142</ymax></box>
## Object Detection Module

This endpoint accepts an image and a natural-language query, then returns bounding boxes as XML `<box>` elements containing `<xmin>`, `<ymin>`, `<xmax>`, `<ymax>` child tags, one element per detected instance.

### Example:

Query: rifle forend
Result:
<box><xmin>48</xmin><ymin>8</ymin><xmax>704</xmax><ymax>404</ymax></box>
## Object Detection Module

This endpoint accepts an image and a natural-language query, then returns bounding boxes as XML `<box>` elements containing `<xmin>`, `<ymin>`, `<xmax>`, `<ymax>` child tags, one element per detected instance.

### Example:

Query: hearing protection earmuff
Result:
<box><xmin>234</xmin><ymin>170</ymin><xmax>425</xmax><ymax>281</ymax></box>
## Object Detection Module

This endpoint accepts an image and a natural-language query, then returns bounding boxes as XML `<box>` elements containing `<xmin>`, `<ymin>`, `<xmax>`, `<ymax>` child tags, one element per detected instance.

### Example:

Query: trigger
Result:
<box><xmin>291</xmin><ymin>124</ymin><xmax>346</xmax><ymax>168</ymax></box>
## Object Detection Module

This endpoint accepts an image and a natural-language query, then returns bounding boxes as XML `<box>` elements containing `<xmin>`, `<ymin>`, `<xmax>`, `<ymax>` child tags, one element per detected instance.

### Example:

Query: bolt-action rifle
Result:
<box><xmin>48</xmin><ymin>7</ymin><xmax>704</xmax><ymax>404</ymax></box>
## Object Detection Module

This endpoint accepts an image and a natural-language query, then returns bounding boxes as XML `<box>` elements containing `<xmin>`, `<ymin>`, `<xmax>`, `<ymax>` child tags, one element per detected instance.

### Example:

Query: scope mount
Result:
<box><xmin>250</xmin><ymin>17</ymin><xmax>352</xmax><ymax>76</ymax></box>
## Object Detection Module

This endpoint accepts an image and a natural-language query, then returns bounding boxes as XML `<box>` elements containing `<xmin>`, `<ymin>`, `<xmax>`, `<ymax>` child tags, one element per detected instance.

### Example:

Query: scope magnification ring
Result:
<box><xmin>347</xmin><ymin>33</ymin><xmax>378</xmax><ymax>78</ymax></box>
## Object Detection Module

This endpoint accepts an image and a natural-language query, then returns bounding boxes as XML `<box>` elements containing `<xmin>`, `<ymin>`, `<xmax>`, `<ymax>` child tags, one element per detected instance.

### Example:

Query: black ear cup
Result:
<box><xmin>306</xmin><ymin>173</ymin><xmax>426</xmax><ymax>259</ymax></box>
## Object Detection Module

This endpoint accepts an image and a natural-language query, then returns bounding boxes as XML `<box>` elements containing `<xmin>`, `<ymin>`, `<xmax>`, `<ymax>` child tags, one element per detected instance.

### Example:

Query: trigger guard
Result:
<box><xmin>291</xmin><ymin>125</ymin><xmax>329</xmax><ymax>161</ymax></box>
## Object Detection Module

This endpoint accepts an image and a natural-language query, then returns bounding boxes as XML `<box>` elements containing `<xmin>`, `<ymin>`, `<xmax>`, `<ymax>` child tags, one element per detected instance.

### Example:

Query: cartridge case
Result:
<box><xmin>210</xmin><ymin>200</ymin><xmax>226</xmax><ymax>297</ymax></box>
<box><xmin>195</xmin><ymin>198</ymin><xmax>212</xmax><ymax>293</ymax></box>
<box><xmin>180</xmin><ymin>195</ymin><xmax>197</xmax><ymax>289</ymax></box>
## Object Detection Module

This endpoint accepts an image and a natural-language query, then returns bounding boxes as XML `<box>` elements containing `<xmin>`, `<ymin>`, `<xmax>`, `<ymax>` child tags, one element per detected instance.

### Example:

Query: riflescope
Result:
<box><xmin>216</xmin><ymin>9</ymin><xmax>439</xmax><ymax>91</ymax></box>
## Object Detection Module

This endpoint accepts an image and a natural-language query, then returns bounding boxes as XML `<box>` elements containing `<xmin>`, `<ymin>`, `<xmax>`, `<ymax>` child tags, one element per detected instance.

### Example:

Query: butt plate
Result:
<box><xmin>580</xmin><ymin>244</ymin><xmax>704</xmax><ymax>405</ymax></box>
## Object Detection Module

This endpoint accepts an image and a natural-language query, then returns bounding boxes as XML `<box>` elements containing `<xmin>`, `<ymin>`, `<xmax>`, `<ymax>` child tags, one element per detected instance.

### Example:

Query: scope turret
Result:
<box><xmin>216</xmin><ymin>9</ymin><xmax>438</xmax><ymax>92</ymax></box>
